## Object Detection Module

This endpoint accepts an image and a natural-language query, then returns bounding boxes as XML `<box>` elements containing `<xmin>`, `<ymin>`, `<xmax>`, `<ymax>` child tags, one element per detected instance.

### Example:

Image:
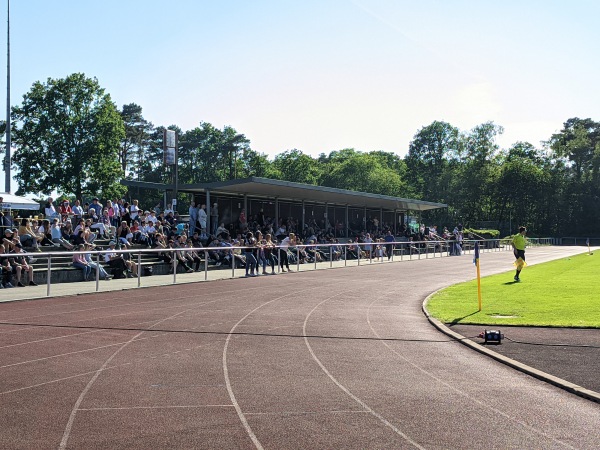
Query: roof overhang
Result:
<box><xmin>122</xmin><ymin>177</ymin><xmax>447</xmax><ymax>212</ymax></box>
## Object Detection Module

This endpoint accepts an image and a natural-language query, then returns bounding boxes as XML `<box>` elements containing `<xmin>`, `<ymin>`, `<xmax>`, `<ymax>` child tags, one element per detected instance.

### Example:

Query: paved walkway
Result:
<box><xmin>1</xmin><ymin>246</ymin><xmax>599</xmax><ymax>449</ymax></box>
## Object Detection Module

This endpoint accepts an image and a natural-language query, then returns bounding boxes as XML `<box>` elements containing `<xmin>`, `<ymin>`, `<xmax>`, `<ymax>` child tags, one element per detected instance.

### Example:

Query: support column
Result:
<box><xmin>345</xmin><ymin>205</ymin><xmax>349</xmax><ymax>238</ymax></box>
<box><xmin>363</xmin><ymin>206</ymin><xmax>367</xmax><ymax>232</ymax></box>
<box><xmin>379</xmin><ymin>208</ymin><xmax>383</xmax><ymax>234</ymax></box>
<box><xmin>206</xmin><ymin>190</ymin><xmax>211</xmax><ymax>236</ymax></box>
<box><xmin>275</xmin><ymin>197</ymin><xmax>279</xmax><ymax>233</ymax></box>
<box><xmin>302</xmin><ymin>200</ymin><xmax>305</xmax><ymax>234</ymax></box>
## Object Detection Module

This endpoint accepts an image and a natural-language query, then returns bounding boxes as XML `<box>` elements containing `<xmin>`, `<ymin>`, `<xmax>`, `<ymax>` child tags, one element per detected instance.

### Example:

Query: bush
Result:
<box><xmin>464</xmin><ymin>228</ymin><xmax>500</xmax><ymax>240</ymax></box>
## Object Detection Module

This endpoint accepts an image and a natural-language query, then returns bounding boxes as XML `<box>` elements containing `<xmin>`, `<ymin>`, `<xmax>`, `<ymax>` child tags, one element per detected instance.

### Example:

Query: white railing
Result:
<box><xmin>0</xmin><ymin>238</ymin><xmax>556</xmax><ymax>297</ymax></box>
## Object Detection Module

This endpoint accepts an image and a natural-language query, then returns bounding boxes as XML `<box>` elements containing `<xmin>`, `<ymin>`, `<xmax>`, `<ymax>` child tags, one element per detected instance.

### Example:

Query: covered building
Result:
<box><xmin>121</xmin><ymin>177</ymin><xmax>447</xmax><ymax>237</ymax></box>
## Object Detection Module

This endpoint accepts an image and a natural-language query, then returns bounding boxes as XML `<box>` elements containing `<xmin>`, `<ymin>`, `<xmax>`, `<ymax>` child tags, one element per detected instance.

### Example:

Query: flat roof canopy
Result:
<box><xmin>123</xmin><ymin>177</ymin><xmax>447</xmax><ymax>212</ymax></box>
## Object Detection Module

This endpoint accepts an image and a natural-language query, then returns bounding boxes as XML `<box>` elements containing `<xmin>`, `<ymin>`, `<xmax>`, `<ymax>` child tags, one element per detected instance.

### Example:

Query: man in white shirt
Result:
<box><xmin>198</xmin><ymin>204</ymin><xmax>208</xmax><ymax>237</ymax></box>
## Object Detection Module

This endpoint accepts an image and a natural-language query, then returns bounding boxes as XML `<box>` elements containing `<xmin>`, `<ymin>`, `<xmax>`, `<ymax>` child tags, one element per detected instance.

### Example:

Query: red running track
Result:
<box><xmin>1</xmin><ymin>246</ymin><xmax>599</xmax><ymax>449</ymax></box>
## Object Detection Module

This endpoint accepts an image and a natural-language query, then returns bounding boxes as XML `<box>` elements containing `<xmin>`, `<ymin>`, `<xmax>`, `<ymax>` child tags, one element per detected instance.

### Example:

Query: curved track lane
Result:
<box><xmin>0</xmin><ymin>247</ymin><xmax>599</xmax><ymax>449</ymax></box>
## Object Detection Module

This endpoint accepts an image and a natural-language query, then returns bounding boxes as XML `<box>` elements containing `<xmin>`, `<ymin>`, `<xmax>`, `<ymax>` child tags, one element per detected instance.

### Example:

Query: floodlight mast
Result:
<box><xmin>4</xmin><ymin>0</ymin><xmax>11</xmax><ymax>193</ymax></box>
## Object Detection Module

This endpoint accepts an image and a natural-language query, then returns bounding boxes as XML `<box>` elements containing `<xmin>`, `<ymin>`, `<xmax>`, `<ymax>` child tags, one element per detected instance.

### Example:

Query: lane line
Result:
<box><xmin>365</xmin><ymin>290</ymin><xmax>576</xmax><ymax>449</ymax></box>
<box><xmin>302</xmin><ymin>293</ymin><xmax>425</xmax><ymax>450</ymax></box>
<box><xmin>78</xmin><ymin>404</ymin><xmax>234</xmax><ymax>411</ymax></box>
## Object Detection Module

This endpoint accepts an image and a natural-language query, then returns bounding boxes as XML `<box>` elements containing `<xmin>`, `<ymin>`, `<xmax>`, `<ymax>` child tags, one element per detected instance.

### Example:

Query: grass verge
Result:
<box><xmin>426</xmin><ymin>252</ymin><xmax>600</xmax><ymax>327</ymax></box>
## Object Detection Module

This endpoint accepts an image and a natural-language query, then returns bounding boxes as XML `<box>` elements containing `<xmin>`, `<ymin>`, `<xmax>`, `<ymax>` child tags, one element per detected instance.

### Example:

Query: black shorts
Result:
<box><xmin>515</xmin><ymin>249</ymin><xmax>525</xmax><ymax>260</ymax></box>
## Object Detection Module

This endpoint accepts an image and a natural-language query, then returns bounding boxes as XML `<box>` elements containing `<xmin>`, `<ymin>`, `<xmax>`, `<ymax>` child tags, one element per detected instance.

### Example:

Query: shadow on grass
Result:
<box><xmin>448</xmin><ymin>310</ymin><xmax>480</xmax><ymax>325</ymax></box>
<box><xmin>503</xmin><ymin>281</ymin><xmax>520</xmax><ymax>285</ymax></box>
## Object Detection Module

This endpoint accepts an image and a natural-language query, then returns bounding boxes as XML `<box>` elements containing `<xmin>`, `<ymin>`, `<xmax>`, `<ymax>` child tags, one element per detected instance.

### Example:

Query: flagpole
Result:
<box><xmin>474</xmin><ymin>242</ymin><xmax>482</xmax><ymax>311</ymax></box>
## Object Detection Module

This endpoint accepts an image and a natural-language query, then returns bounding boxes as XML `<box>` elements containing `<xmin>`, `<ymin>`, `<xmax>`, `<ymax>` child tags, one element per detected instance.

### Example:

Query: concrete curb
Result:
<box><xmin>422</xmin><ymin>293</ymin><xmax>600</xmax><ymax>404</ymax></box>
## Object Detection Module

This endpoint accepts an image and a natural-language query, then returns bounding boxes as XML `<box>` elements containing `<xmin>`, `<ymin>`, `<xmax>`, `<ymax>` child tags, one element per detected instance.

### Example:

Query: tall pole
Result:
<box><xmin>4</xmin><ymin>0</ymin><xmax>11</xmax><ymax>193</ymax></box>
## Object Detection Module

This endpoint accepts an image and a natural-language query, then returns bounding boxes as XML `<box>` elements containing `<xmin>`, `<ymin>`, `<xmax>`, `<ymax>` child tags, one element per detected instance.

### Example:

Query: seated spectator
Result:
<box><xmin>83</xmin><ymin>243</ymin><xmax>110</xmax><ymax>280</ymax></box>
<box><xmin>37</xmin><ymin>220</ymin><xmax>56</xmax><ymax>247</ymax></box>
<box><xmin>172</xmin><ymin>240</ymin><xmax>194</xmax><ymax>273</ymax></box>
<box><xmin>58</xmin><ymin>199</ymin><xmax>73</xmax><ymax>221</ymax></box>
<box><xmin>190</xmin><ymin>231</ymin><xmax>202</xmax><ymax>248</ymax></box>
<box><xmin>9</xmin><ymin>243</ymin><xmax>37</xmax><ymax>286</ymax></box>
<box><xmin>129</xmin><ymin>199</ymin><xmax>141</xmax><ymax>223</ymax></box>
<box><xmin>153</xmin><ymin>234</ymin><xmax>172</xmax><ymax>265</ymax></box>
<box><xmin>62</xmin><ymin>220</ymin><xmax>75</xmax><ymax>242</ymax></box>
<box><xmin>44</xmin><ymin>197</ymin><xmax>58</xmax><ymax>219</ymax></box>
<box><xmin>207</xmin><ymin>236</ymin><xmax>225</xmax><ymax>266</ymax></box>
<box><xmin>89</xmin><ymin>198</ymin><xmax>103</xmax><ymax>219</ymax></box>
<box><xmin>104</xmin><ymin>241</ymin><xmax>137</xmax><ymax>278</ymax></box>
<box><xmin>72</xmin><ymin>199</ymin><xmax>84</xmax><ymax>222</ymax></box>
<box><xmin>72</xmin><ymin>244</ymin><xmax>92</xmax><ymax>281</ymax></box>
<box><xmin>51</xmin><ymin>219</ymin><xmax>75</xmax><ymax>250</ymax></box>
<box><xmin>0</xmin><ymin>243</ymin><xmax>14</xmax><ymax>287</ymax></box>
<box><xmin>99</xmin><ymin>210</ymin><xmax>116</xmax><ymax>239</ymax></box>
<box><xmin>18</xmin><ymin>218</ymin><xmax>39</xmax><ymax>250</ymax></box>
<box><xmin>184</xmin><ymin>239</ymin><xmax>202</xmax><ymax>271</ymax></box>
<box><xmin>3</xmin><ymin>228</ymin><xmax>19</xmax><ymax>251</ymax></box>
<box><xmin>216</xmin><ymin>222</ymin><xmax>228</xmax><ymax>238</ymax></box>
<box><xmin>116</xmin><ymin>221</ymin><xmax>133</xmax><ymax>247</ymax></box>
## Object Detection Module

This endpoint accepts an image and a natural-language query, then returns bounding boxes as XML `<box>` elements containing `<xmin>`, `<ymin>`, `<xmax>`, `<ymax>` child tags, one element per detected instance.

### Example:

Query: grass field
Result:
<box><xmin>426</xmin><ymin>252</ymin><xmax>600</xmax><ymax>328</ymax></box>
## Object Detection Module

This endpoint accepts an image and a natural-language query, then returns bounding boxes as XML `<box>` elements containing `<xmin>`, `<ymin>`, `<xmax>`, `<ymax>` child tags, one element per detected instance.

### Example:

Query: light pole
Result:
<box><xmin>4</xmin><ymin>0</ymin><xmax>11</xmax><ymax>193</ymax></box>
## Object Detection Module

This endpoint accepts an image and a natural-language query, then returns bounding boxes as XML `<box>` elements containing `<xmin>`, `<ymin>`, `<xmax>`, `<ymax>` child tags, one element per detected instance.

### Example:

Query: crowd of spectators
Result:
<box><xmin>0</xmin><ymin>194</ymin><xmax>469</xmax><ymax>286</ymax></box>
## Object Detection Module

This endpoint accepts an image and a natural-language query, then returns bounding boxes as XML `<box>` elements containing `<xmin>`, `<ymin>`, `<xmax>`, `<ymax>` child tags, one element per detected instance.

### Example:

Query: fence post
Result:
<box><xmin>46</xmin><ymin>254</ymin><xmax>52</xmax><ymax>297</ymax></box>
<box><xmin>137</xmin><ymin>251</ymin><xmax>142</xmax><ymax>287</ymax></box>
<box><xmin>204</xmin><ymin>250</ymin><xmax>209</xmax><ymax>281</ymax></box>
<box><xmin>172</xmin><ymin>249</ymin><xmax>177</xmax><ymax>284</ymax></box>
<box><xmin>95</xmin><ymin>251</ymin><xmax>100</xmax><ymax>292</ymax></box>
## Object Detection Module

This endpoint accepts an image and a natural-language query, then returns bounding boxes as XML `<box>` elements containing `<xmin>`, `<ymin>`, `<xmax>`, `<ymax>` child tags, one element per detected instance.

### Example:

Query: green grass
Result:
<box><xmin>427</xmin><ymin>252</ymin><xmax>600</xmax><ymax>327</ymax></box>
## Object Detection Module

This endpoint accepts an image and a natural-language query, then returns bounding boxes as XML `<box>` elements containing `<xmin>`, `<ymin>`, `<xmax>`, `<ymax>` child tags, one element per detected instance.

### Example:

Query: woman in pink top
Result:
<box><xmin>72</xmin><ymin>244</ymin><xmax>92</xmax><ymax>281</ymax></box>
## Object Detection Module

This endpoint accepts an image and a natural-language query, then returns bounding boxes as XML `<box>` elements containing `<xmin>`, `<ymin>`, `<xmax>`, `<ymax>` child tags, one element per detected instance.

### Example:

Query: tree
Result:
<box><xmin>321</xmin><ymin>150</ymin><xmax>407</xmax><ymax>196</ymax></box>
<box><xmin>405</xmin><ymin>121</ymin><xmax>460</xmax><ymax>201</ymax></box>
<box><xmin>120</xmin><ymin>103</ymin><xmax>154</xmax><ymax>178</ymax></box>
<box><xmin>272</xmin><ymin>149</ymin><xmax>322</xmax><ymax>184</ymax></box>
<box><xmin>11</xmin><ymin>73</ymin><xmax>126</xmax><ymax>200</ymax></box>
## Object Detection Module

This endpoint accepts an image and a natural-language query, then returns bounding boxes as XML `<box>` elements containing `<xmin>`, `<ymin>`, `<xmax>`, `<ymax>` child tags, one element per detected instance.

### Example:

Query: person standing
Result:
<box><xmin>198</xmin><ymin>204</ymin><xmax>208</xmax><ymax>238</ymax></box>
<box><xmin>188</xmin><ymin>201</ymin><xmax>198</xmax><ymax>236</ymax></box>
<box><xmin>211</xmin><ymin>203</ymin><xmax>219</xmax><ymax>235</ymax></box>
<box><xmin>244</xmin><ymin>231</ymin><xmax>257</xmax><ymax>277</ymax></box>
<box><xmin>384</xmin><ymin>230</ymin><xmax>395</xmax><ymax>261</ymax></box>
<box><xmin>512</xmin><ymin>226</ymin><xmax>527</xmax><ymax>282</ymax></box>
<box><xmin>278</xmin><ymin>232</ymin><xmax>296</xmax><ymax>273</ymax></box>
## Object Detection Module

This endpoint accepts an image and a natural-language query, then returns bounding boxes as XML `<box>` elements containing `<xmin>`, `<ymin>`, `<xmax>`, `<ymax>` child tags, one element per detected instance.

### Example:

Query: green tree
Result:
<box><xmin>11</xmin><ymin>73</ymin><xmax>125</xmax><ymax>200</ymax></box>
<box><xmin>272</xmin><ymin>149</ymin><xmax>322</xmax><ymax>184</ymax></box>
<box><xmin>405</xmin><ymin>121</ymin><xmax>460</xmax><ymax>201</ymax></box>
<box><xmin>120</xmin><ymin>103</ymin><xmax>154</xmax><ymax>178</ymax></box>
<box><xmin>321</xmin><ymin>150</ymin><xmax>407</xmax><ymax>196</ymax></box>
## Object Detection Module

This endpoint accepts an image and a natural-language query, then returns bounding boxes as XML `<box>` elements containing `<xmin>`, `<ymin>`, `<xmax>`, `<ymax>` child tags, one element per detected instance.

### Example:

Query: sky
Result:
<box><xmin>1</xmin><ymin>0</ymin><xmax>600</xmax><ymax>193</ymax></box>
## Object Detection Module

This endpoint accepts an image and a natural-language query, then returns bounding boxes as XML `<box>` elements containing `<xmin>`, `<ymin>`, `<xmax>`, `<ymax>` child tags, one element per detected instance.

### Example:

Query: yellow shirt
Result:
<box><xmin>512</xmin><ymin>233</ymin><xmax>526</xmax><ymax>250</ymax></box>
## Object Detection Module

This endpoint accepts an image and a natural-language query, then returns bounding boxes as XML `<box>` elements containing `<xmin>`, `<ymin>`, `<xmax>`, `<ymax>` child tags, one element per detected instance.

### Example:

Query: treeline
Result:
<box><xmin>5</xmin><ymin>73</ymin><xmax>600</xmax><ymax>236</ymax></box>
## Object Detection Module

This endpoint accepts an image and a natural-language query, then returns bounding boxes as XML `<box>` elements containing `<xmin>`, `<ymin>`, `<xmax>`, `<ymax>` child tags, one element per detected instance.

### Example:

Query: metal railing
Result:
<box><xmin>0</xmin><ymin>237</ymin><xmax>557</xmax><ymax>297</ymax></box>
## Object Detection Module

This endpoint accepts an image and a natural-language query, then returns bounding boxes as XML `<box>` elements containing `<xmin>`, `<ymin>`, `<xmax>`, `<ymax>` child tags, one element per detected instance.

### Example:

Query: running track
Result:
<box><xmin>1</xmin><ymin>246</ymin><xmax>599</xmax><ymax>449</ymax></box>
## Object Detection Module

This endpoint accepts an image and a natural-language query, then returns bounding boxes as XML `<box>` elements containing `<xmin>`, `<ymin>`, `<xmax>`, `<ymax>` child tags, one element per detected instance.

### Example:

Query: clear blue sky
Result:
<box><xmin>2</xmin><ymin>0</ymin><xmax>600</xmax><ymax>191</ymax></box>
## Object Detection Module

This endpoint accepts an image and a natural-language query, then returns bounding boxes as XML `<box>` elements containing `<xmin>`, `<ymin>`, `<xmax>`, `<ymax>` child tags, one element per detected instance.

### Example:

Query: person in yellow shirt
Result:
<box><xmin>512</xmin><ymin>226</ymin><xmax>527</xmax><ymax>282</ymax></box>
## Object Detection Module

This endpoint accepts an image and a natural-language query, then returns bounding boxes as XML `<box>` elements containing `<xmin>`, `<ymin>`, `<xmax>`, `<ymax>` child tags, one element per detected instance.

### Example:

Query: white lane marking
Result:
<box><xmin>245</xmin><ymin>409</ymin><xmax>368</xmax><ymax>416</ymax></box>
<box><xmin>0</xmin><ymin>333</ymin><xmax>162</xmax><ymax>369</ymax></box>
<box><xmin>58</xmin><ymin>296</ymin><xmax>236</xmax><ymax>450</ymax></box>
<box><xmin>1</xmin><ymin>281</ymin><xmax>305</xmax><ymax>323</ymax></box>
<box><xmin>365</xmin><ymin>294</ymin><xmax>576</xmax><ymax>450</ymax></box>
<box><xmin>0</xmin><ymin>363</ymin><xmax>130</xmax><ymax>395</ymax></box>
<box><xmin>303</xmin><ymin>294</ymin><xmax>425</xmax><ymax>450</ymax></box>
<box><xmin>78</xmin><ymin>404</ymin><xmax>234</xmax><ymax>411</ymax></box>
<box><xmin>222</xmin><ymin>283</ymin><xmax>340</xmax><ymax>450</ymax></box>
